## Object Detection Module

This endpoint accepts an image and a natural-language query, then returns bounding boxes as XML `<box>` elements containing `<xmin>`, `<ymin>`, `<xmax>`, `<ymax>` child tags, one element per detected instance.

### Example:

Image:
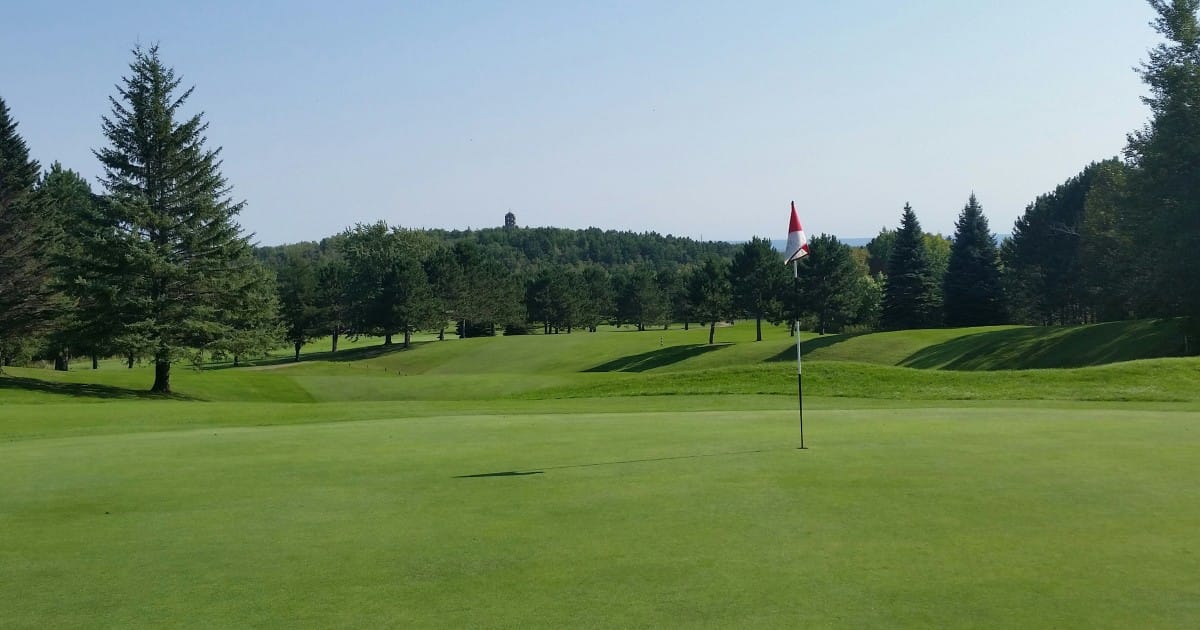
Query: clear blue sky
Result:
<box><xmin>2</xmin><ymin>1</ymin><xmax>1161</xmax><ymax>245</ymax></box>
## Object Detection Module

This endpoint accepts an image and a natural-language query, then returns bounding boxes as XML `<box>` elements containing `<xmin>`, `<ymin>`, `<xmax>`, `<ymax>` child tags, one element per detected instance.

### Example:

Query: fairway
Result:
<box><xmin>3</xmin><ymin>395</ymin><xmax>1199</xmax><ymax>627</ymax></box>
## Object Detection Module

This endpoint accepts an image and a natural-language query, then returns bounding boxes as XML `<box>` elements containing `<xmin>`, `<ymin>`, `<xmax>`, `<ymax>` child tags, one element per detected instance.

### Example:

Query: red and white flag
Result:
<box><xmin>784</xmin><ymin>201</ymin><xmax>809</xmax><ymax>264</ymax></box>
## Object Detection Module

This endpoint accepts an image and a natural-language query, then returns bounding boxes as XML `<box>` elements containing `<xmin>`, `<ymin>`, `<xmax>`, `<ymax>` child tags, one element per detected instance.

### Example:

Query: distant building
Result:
<box><xmin>504</xmin><ymin>211</ymin><xmax>516</xmax><ymax>229</ymax></box>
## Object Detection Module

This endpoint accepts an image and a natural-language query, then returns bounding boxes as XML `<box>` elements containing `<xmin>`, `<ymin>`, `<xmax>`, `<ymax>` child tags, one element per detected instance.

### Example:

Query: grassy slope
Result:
<box><xmin>1</xmin><ymin>319</ymin><xmax>1198</xmax><ymax>406</ymax></box>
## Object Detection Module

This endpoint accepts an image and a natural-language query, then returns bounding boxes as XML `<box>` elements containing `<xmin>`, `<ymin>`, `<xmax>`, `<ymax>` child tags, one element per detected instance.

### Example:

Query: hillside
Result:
<box><xmin>1</xmin><ymin>319</ymin><xmax>1197</xmax><ymax>408</ymax></box>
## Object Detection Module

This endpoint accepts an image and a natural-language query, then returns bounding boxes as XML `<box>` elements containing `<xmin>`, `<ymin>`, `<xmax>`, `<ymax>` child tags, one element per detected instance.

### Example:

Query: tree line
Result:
<box><xmin>2</xmin><ymin>1</ymin><xmax>1198</xmax><ymax>391</ymax></box>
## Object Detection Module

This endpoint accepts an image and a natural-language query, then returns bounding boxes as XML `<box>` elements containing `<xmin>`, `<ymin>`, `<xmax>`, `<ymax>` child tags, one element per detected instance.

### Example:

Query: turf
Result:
<box><xmin>3</xmin><ymin>401</ymin><xmax>1199</xmax><ymax>627</ymax></box>
<box><xmin>2</xmin><ymin>320</ymin><xmax>1200</xmax><ymax>627</ymax></box>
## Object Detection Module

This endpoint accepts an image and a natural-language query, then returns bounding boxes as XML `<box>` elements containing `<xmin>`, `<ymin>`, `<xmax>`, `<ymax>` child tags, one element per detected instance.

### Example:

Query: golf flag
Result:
<box><xmin>785</xmin><ymin>201</ymin><xmax>809</xmax><ymax>264</ymax></box>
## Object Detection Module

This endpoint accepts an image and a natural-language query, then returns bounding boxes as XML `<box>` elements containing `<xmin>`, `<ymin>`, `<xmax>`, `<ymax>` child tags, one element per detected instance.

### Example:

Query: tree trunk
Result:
<box><xmin>438</xmin><ymin>327</ymin><xmax>445</xmax><ymax>341</ymax></box>
<box><xmin>54</xmin><ymin>352</ymin><xmax>69</xmax><ymax>371</ymax></box>
<box><xmin>384</xmin><ymin>333</ymin><xmax>393</xmax><ymax>346</ymax></box>
<box><xmin>92</xmin><ymin>355</ymin><xmax>98</xmax><ymax>370</ymax></box>
<box><xmin>151</xmin><ymin>359</ymin><xmax>171</xmax><ymax>394</ymax></box>
<box><xmin>684</xmin><ymin>321</ymin><xmax>689</xmax><ymax>331</ymax></box>
<box><xmin>127</xmin><ymin>352</ymin><xmax>135</xmax><ymax>368</ymax></box>
<box><xmin>294</xmin><ymin>341</ymin><xmax>302</xmax><ymax>361</ymax></box>
<box><xmin>332</xmin><ymin>331</ymin><xmax>339</xmax><ymax>353</ymax></box>
<box><xmin>234</xmin><ymin>355</ymin><xmax>240</xmax><ymax>367</ymax></box>
<box><xmin>403</xmin><ymin>328</ymin><xmax>411</xmax><ymax>348</ymax></box>
<box><xmin>755</xmin><ymin>316</ymin><xmax>762</xmax><ymax>342</ymax></box>
<box><xmin>708</xmin><ymin>321</ymin><xmax>716</xmax><ymax>345</ymax></box>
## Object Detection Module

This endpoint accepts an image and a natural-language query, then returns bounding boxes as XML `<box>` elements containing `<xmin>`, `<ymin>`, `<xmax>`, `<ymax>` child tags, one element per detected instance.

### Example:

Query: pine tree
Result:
<box><xmin>730</xmin><ymin>237</ymin><xmax>788</xmax><ymax>341</ymax></box>
<box><xmin>688</xmin><ymin>257</ymin><xmax>733</xmax><ymax>344</ymax></box>
<box><xmin>1078</xmin><ymin>160</ymin><xmax>1135</xmax><ymax>321</ymax></box>
<box><xmin>881</xmin><ymin>203</ymin><xmax>938</xmax><ymax>330</ymax></box>
<box><xmin>81</xmin><ymin>46</ymin><xmax>266</xmax><ymax>392</ymax></box>
<box><xmin>943</xmin><ymin>194</ymin><xmax>1005</xmax><ymax>327</ymax></box>
<box><xmin>795</xmin><ymin>234</ymin><xmax>864</xmax><ymax>334</ymax></box>
<box><xmin>277</xmin><ymin>251</ymin><xmax>321</xmax><ymax>360</ymax></box>
<box><xmin>0</xmin><ymin>97</ymin><xmax>52</xmax><ymax>365</ymax></box>
<box><xmin>1125</xmin><ymin>0</ymin><xmax>1200</xmax><ymax>329</ymax></box>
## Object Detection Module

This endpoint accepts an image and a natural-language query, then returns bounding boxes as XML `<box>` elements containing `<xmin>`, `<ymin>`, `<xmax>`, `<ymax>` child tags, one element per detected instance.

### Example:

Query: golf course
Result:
<box><xmin>3</xmin><ymin>319</ymin><xmax>1198</xmax><ymax>627</ymax></box>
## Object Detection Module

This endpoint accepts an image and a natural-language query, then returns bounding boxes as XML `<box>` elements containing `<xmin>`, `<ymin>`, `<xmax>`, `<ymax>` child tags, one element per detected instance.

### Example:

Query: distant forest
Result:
<box><xmin>2</xmin><ymin>1</ymin><xmax>1199</xmax><ymax>391</ymax></box>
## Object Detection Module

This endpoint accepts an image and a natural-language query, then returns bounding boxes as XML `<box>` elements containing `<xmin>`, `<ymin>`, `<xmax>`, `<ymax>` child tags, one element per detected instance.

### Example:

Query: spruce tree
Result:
<box><xmin>1126</xmin><ymin>0</ymin><xmax>1200</xmax><ymax>327</ymax></box>
<box><xmin>0</xmin><ymin>97</ymin><xmax>53</xmax><ymax>364</ymax></box>
<box><xmin>38</xmin><ymin>164</ymin><xmax>101</xmax><ymax>369</ymax></box>
<box><xmin>943</xmin><ymin>194</ymin><xmax>1005</xmax><ymax>327</ymax></box>
<box><xmin>83</xmin><ymin>46</ymin><xmax>266</xmax><ymax>392</ymax></box>
<box><xmin>881</xmin><ymin>203</ymin><xmax>938</xmax><ymax>330</ymax></box>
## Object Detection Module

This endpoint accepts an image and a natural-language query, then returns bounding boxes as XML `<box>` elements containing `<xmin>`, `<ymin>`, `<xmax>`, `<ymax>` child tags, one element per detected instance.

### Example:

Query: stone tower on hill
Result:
<box><xmin>504</xmin><ymin>211</ymin><xmax>516</xmax><ymax>229</ymax></box>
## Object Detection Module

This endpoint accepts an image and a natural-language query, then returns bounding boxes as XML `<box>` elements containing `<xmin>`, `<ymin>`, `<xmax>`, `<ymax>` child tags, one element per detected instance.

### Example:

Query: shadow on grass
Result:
<box><xmin>204</xmin><ymin>341</ymin><xmax>422</xmax><ymax>370</ymax></box>
<box><xmin>0</xmin><ymin>375</ymin><xmax>195</xmax><ymax>400</ymax></box>
<box><xmin>455</xmin><ymin>470</ymin><xmax>545</xmax><ymax>478</ymax></box>
<box><xmin>900</xmin><ymin>319</ymin><xmax>1187</xmax><ymax>370</ymax></box>
<box><xmin>584</xmin><ymin>343</ymin><xmax>727</xmax><ymax>373</ymax></box>
<box><xmin>762</xmin><ymin>320</ymin><xmax>1187</xmax><ymax>370</ymax></box>
<box><xmin>768</xmin><ymin>332</ymin><xmax>867</xmax><ymax>362</ymax></box>
<box><xmin>454</xmin><ymin>447</ymin><xmax>787</xmax><ymax>478</ymax></box>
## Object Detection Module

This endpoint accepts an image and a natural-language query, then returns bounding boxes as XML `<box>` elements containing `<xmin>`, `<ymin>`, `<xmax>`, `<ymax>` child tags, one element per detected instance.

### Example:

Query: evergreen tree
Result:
<box><xmin>864</xmin><ymin>228</ymin><xmax>896</xmax><ymax>276</ymax></box>
<box><xmin>614</xmin><ymin>264</ymin><xmax>668</xmax><ymax>332</ymax></box>
<box><xmin>342</xmin><ymin>222</ymin><xmax>437</xmax><ymax>347</ymax></box>
<box><xmin>795</xmin><ymin>234</ymin><xmax>864</xmax><ymax>334</ymax></box>
<box><xmin>943</xmin><ymin>194</ymin><xmax>1005</xmax><ymax>326</ymax></box>
<box><xmin>214</xmin><ymin>262</ymin><xmax>282</xmax><ymax>366</ymax></box>
<box><xmin>277</xmin><ymin>251</ymin><xmax>322</xmax><ymax>360</ymax></box>
<box><xmin>1002</xmin><ymin>163</ymin><xmax>1108</xmax><ymax>325</ymax></box>
<box><xmin>730</xmin><ymin>237</ymin><xmax>787</xmax><ymax>341</ymax></box>
<box><xmin>1078</xmin><ymin>161</ymin><xmax>1136</xmax><ymax>321</ymax></box>
<box><xmin>1125</xmin><ymin>0</ymin><xmax>1200</xmax><ymax>329</ymax></box>
<box><xmin>316</xmin><ymin>256</ymin><xmax>350</xmax><ymax>350</ymax></box>
<box><xmin>423</xmin><ymin>246</ymin><xmax>462</xmax><ymax>341</ymax></box>
<box><xmin>576</xmin><ymin>265</ymin><xmax>614</xmax><ymax>332</ymax></box>
<box><xmin>881</xmin><ymin>203</ymin><xmax>939</xmax><ymax>330</ymax></box>
<box><xmin>452</xmin><ymin>240</ymin><xmax>523</xmax><ymax>337</ymax></box>
<box><xmin>0</xmin><ymin>97</ymin><xmax>53</xmax><ymax>365</ymax></box>
<box><xmin>37</xmin><ymin>164</ymin><xmax>100</xmax><ymax>370</ymax></box>
<box><xmin>81</xmin><ymin>46</ymin><xmax>266</xmax><ymax>392</ymax></box>
<box><xmin>688</xmin><ymin>257</ymin><xmax>733</xmax><ymax>344</ymax></box>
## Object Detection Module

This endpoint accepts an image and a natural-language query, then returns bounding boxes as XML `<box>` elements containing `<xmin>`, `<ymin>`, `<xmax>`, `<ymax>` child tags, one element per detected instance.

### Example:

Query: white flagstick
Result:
<box><xmin>795</xmin><ymin>259</ymin><xmax>805</xmax><ymax>450</ymax></box>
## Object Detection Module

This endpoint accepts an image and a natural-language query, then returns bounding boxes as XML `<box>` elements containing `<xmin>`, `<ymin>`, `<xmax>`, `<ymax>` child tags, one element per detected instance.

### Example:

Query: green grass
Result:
<box><xmin>3</xmin><ymin>401</ymin><xmax>1199</xmax><ymax>627</ymax></box>
<box><xmin>3</xmin><ymin>320</ymin><xmax>1200</xmax><ymax>627</ymax></box>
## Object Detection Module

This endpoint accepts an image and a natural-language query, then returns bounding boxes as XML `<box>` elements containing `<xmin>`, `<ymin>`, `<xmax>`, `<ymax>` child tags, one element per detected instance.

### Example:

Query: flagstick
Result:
<box><xmin>795</xmin><ymin>260</ymin><xmax>806</xmax><ymax>450</ymax></box>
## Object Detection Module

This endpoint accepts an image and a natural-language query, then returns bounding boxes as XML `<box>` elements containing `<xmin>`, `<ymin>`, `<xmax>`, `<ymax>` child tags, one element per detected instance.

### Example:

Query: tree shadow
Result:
<box><xmin>584</xmin><ymin>343</ymin><xmax>728</xmax><ymax>372</ymax></box>
<box><xmin>204</xmin><ymin>341</ymin><xmax>420</xmax><ymax>370</ymax></box>
<box><xmin>768</xmin><ymin>332</ymin><xmax>867</xmax><ymax>362</ymax></box>
<box><xmin>900</xmin><ymin>320</ymin><xmax>1186</xmax><ymax>370</ymax></box>
<box><xmin>0</xmin><ymin>375</ymin><xmax>194</xmax><ymax>400</ymax></box>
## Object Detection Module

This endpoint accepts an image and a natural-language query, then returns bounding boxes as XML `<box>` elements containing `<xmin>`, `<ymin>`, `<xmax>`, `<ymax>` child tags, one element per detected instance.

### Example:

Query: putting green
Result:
<box><xmin>3</xmin><ymin>399</ymin><xmax>1198</xmax><ymax>627</ymax></box>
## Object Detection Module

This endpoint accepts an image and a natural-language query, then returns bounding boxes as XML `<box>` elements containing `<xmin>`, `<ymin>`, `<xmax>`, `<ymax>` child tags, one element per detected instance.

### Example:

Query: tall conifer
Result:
<box><xmin>81</xmin><ymin>46</ymin><xmax>268</xmax><ymax>392</ymax></box>
<box><xmin>881</xmin><ymin>203</ymin><xmax>938</xmax><ymax>330</ymax></box>
<box><xmin>944</xmin><ymin>194</ymin><xmax>1005</xmax><ymax>326</ymax></box>
<box><xmin>0</xmin><ymin>97</ymin><xmax>53</xmax><ymax>363</ymax></box>
<box><xmin>1126</xmin><ymin>0</ymin><xmax>1200</xmax><ymax>325</ymax></box>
